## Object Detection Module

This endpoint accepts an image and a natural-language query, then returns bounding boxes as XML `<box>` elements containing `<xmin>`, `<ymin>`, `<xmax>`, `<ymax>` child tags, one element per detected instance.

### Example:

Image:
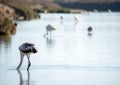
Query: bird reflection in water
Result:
<box><xmin>46</xmin><ymin>37</ymin><xmax>55</xmax><ymax>48</ymax></box>
<box><xmin>17</xmin><ymin>69</ymin><xmax>34</xmax><ymax>85</ymax></box>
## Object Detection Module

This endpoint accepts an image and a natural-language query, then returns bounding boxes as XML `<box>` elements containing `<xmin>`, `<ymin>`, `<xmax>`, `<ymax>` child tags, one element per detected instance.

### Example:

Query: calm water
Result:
<box><xmin>0</xmin><ymin>12</ymin><xmax>120</xmax><ymax>85</ymax></box>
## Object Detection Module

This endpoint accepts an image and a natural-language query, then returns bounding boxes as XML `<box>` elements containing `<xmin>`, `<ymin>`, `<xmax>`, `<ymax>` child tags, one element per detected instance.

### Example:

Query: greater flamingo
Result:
<box><xmin>60</xmin><ymin>16</ymin><xmax>63</xmax><ymax>24</ymax></box>
<box><xmin>17</xmin><ymin>42</ymin><xmax>37</xmax><ymax>70</ymax></box>
<box><xmin>44</xmin><ymin>24</ymin><xmax>56</xmax><ymax>38</ymax></box>
<box><xmin>87</xmin><ymin>26</ymin><xmax>93</xmax><ymax>35</ymax></box>
<box><xmin>74</xmin><ymin>16</ymin><xmax>79</xmax><ymax>25</ymax></box>
<box><xmin>60</xmin><ymin>16</ymin><xmax>63</xmax><ymax>20</ymax></box>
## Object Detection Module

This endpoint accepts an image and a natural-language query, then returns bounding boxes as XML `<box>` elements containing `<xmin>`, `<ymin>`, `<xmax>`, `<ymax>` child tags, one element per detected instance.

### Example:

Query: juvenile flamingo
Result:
<box><xmin>87</xmin><ymin>26</ymin><xmax>93</xmax><ymax>35</ymax></box>
<box><xmin>17</xmin><ymin>42</ymin><xmax>37</xmax><ymax>70</ymax></box>
<box><xmin>44</xmin><ymin>24</ymin><xmax>56</xmax><ymax>38</ymax></box>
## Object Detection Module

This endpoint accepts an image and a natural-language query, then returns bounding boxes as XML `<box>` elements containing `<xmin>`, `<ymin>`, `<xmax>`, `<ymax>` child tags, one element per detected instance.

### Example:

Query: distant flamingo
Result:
<box><xmin>17</xmin><ymin>42</ymin><xmax>37</xmax><ymax>70</ymax></box>
<box><xmin>44</xmin><ymin>24</ymin><xmax>56</xmax><ymax>38</ymax></box>
<box><xmin>60</xmin><ymin>16</ymin><xmax>63</xmax><ymax>20</ymax></box>
<box><xmin>87</xmin><ymin>26</ymin><xmax>93</xmax><ymax>35</ymax></box>
<box><xmin>60</xmin><ymin>16</ymin><xmax>63</xmax><ymax>24</ymax></box>
<box><xmin>74</xmin><ymin>16</ymin><xmax>79</xmax><ymax>25</ymax></box>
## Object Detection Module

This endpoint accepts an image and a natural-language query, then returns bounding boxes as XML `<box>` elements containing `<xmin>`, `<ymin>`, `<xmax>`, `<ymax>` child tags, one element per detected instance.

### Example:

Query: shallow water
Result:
<box><xmin>0</xmin><ymin>12</ymin><xmax>120</xmax><ymax>85</ymax></box>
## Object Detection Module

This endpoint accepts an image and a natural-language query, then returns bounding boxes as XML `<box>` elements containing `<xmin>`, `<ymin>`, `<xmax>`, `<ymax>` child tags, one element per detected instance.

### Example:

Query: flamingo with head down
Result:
<box><xmin>17</xmin><ymin>42</ymin><xmax>37</xmax><ymax>70</ymax></box>
<box><xmin>44</xmin><ymin>24</ymin><xmax>56</xmax><ymax>38</ymax></box>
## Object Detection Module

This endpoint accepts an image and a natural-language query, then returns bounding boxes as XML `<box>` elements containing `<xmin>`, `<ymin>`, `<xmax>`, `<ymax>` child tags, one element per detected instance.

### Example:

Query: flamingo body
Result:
<box><xmin>17</xmin><ymin>42</ymin><xmax>37</xmax><ymax>70</ymax></box>
<box><xmin>46</xmin><ymin>24</ymin><xmax>56</xmax><ymax>31</ymax></box>
<box><xmin>88</xmin><ymin>26</ymin><xmax>93</xmax><ymax>33</ymax></box>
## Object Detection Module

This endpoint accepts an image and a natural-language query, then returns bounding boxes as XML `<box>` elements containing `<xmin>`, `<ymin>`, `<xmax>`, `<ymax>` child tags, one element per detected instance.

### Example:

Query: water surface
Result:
<box><xmin>0</xmin><ymin>12</ymin><xmax>120</xmax><ymax>85</ymax></box>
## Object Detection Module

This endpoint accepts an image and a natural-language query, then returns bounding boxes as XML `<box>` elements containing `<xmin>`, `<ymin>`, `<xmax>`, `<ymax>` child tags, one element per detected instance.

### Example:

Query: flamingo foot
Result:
<box><xmin>27</xmin><ymin>62</ymin><xmax>31</xmax><ymax>70</ymax></box>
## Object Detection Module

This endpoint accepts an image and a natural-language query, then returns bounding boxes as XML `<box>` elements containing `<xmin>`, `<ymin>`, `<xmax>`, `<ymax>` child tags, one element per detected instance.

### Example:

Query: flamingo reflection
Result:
<box><xmin>17</xmin><ymin>69</ymin><xmax>31</xmax><ymax>85</ymax></box>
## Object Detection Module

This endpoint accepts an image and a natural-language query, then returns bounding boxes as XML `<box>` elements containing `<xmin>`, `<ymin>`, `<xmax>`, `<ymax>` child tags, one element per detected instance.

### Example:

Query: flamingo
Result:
<box><xmin>74</xmin><ymin>16</ymin><xmax>79</xmax><ymax>25</ymax></box>
<box><xmin>44</xmin><ymin>24</ymin><xmax>56</xmax><ymax>38</ymax></box>
<box><xmin>87</xmin><ymin>26</ymin><xmax>93</xmax><ymax>35</ymax></box>
<box><xmin>17</xmin><ymin>42</ymin><xmax>37</xmax><ymax>70</ymax></box>
<box><xmin>60</xmin><ymin>16</ymin><xmax>63</xmax><ymax>24</ymax></box>
<box><xmin>60</xmin><ymin>16</ymin><xmax>63</xmax><ymax>20</ymax></box>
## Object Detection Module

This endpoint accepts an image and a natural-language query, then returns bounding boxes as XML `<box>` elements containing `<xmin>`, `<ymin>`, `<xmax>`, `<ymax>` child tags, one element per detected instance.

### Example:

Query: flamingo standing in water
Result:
<box><xmin>60</xmin><ymin>16</ymin><xmax>63</xmax><ymax>24</ymax></box>
<box><xmin>87</xmin><ymin>26</ymin><xmax>93</xmax><ymax>35</ymax></box>
<box><xmin>17</xmin><ymin>42</ymin><xmax>37</xmax><ymax>70</ymax></box>
<box><xmin>74</xmin><ymin>16</ymin><xmax>79</xmax><ymax>25</ymax></box>
<box><xmin>44</xmin><ymin>24</ymin><xmax>56</xmax><ymax>38</ymax></box>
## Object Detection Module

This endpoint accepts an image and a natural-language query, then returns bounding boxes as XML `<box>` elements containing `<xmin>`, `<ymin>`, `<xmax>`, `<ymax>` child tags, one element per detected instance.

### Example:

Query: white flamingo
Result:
<box><xmin>74</xmin><ymin>16</ymin><xmax>79</xmax><ymax>25</ymax></box>
<box><xmin>44</xmin><ymin>24</ymin><xmax>56</xmax><ymax>38</ymax></box>
<box><xmin>17</xmin><ymin>42</ymin><xmax>37</xmax><ymax>70</ymax></box>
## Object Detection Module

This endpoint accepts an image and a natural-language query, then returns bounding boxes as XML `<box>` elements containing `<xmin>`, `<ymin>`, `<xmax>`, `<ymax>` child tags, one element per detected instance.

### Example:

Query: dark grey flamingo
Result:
<box><xmin>44</xmin><ymin>24</ymin><xmax>56</xmax><ymax>38</ymax></box>
<box><xmin>17</xmin><ymin>42</ymin><xmax>37</xmax><ymax>70</ymax></box>
<box><xmin>87</xmin><ymin>26</ymin><xmax>93</xmax><ymax>35</ymax></box>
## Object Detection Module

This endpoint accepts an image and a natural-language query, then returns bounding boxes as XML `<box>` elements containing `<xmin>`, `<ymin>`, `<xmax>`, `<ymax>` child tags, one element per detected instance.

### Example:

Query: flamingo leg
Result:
<box><xmin>50</xmin><ymin>31</ymin><xmax>52</xmax><ymax>38</ymax></box>
<box><xmin>17</xmin><ymin>52</ymin><xmax>24</xmax><ymax>69</ymax></box>
<box><xmin>17</xmin><ymin>69</ymin><xmax>23</xmax><ymax>85</ymax></box>
<box><xmin>44</xmin><ymin>30</ymin><xmax>48</xmax><ymax>38</ymax></box>
<box><xmin>27</xmin><ymin>55</ymin><xmax>31</xmax><ymax>70</ymax></box>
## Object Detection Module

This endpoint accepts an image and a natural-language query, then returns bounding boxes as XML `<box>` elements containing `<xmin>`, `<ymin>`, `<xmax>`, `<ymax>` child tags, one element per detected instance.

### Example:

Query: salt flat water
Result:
<box><xmin>0</xmin><ymin>12</ymin><xmax>120</xmax><ymax>85</ymax></box>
